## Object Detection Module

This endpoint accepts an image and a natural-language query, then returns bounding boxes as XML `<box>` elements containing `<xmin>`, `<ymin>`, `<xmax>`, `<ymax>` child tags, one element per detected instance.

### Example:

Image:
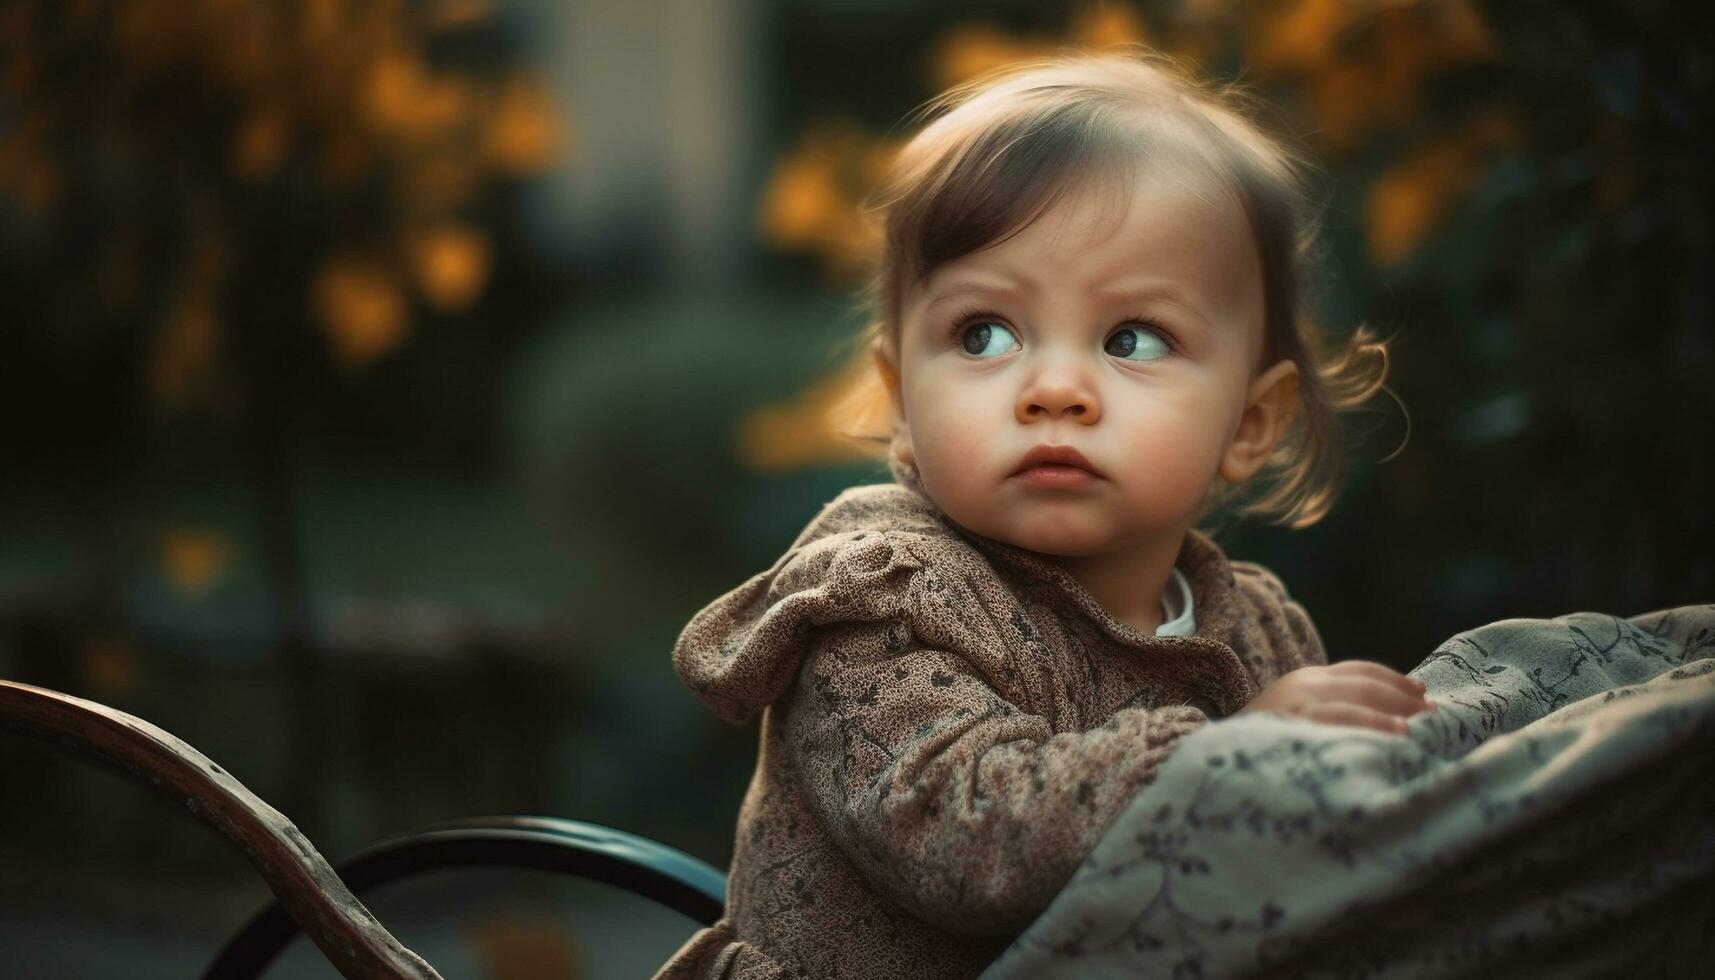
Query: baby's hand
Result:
<box><xmin>1235</xmin><ymin>660</ymin><xmax>1438</xmax><ymax>736</ymax></box>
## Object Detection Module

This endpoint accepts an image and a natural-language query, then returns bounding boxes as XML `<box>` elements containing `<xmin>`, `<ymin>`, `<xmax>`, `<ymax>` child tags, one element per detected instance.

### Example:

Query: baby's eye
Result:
<box><xmin>957</xmin><ymin>319</ymin><xmax>1021</xmax><ymax>359</ymax></box>
<box><xmin>1106</xmin><ymin>324</ymin><xmax>1172</xmax><ymax>362</ymax></box>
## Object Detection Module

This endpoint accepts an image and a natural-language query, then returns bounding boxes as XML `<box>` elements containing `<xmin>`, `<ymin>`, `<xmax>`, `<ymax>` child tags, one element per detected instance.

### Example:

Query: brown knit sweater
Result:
<box><xmin>655</xmin><ymin>453</ymin><xmax>1327</xmax><ymax>980</ymax></box>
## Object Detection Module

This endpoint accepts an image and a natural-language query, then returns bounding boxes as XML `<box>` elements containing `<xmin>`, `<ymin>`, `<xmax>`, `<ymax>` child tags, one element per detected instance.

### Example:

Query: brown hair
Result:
<box><xmin>829</xmin><ymin>44</ymin><xmax>1395</xmax><ymax>529</ymax></box>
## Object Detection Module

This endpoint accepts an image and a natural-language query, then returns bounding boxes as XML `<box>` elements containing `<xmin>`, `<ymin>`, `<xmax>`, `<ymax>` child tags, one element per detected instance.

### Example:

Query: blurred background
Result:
<box><xmin>0</xmin><ymin>0</ymin><xmax>1709</xmax><ymax>976</ymax></box>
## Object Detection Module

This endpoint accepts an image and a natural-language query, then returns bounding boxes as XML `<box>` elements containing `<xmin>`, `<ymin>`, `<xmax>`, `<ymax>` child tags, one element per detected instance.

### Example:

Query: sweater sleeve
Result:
<box><xmin>782</xmin><ymin>621</ymin><xmax>1211</xmax><ymax>938</ymax></box>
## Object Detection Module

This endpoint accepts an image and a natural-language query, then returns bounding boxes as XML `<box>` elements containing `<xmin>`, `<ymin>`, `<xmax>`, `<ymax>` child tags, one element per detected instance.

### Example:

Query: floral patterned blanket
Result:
<box><xmin>981</xmin><ymin>605</ymin><xmax>1715</xmax><ymax>979</ymax></box>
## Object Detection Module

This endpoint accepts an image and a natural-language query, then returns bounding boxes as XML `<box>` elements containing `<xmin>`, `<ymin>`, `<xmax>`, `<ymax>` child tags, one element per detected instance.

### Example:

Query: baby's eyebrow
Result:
<box><xmin>922</xmin><ymin>276</ymin><xmax>1212</xmax><ymax>327</ymax></box>
<box><xmin>923</xmin><ymin>277</ymin><xmax>1030</xmax><ymax>314</ymax></box>
<box><xmin>1096</xmin><ymin>281</ymin><xmax>1213</xmax><ymax>327</ymax></box>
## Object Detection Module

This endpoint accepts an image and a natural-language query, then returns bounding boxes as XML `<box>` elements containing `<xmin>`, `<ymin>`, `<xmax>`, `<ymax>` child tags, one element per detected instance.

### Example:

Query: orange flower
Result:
<box><xmin>409</xmin><ymin>225</ymin><xmax>493</xmax><ymax>313</ymax></box>
<box><xmin>484</xmin><ymin>77</ymin><xmax>562</xmax><ymax>173</ymax></box>
<box><xmin>313</xmin><ymin>254</ymin><xmax>410</xmax><ymax>368</ymax></box>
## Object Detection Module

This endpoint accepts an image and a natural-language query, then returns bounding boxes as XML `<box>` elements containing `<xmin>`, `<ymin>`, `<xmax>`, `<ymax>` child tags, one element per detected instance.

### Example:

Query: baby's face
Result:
<box><xmin>889</xmin><ymin>172</ymin><xmax>1279</xmax><ymax>557</ymax></box>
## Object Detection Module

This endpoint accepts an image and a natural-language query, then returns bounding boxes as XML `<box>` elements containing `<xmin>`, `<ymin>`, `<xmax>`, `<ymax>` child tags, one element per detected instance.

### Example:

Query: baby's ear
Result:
<box><xmin>873</xmin><ymin>339</ymin><xmax>905</xmax><ymax>421</ymax></box>
<box><xmin>1219</xmin><ymin>359</ymin><xmax>1299</xmax><ymax>485</ymax></box>
<box><xmin>871</xmin><ymin>339</ymin><xmax>915</xmax><ymax>466</ymax></box>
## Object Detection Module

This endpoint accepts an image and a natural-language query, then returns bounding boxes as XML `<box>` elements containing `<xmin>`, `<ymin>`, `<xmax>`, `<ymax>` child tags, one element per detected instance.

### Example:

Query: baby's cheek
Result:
<box><xmin>1117</xmin><ymin>428</ymin><xmax>1225</xmax><ymax>516</ymax></box>
<box><xmin>909</xmin><ymin>422</ymin><xmax>993</xmax><ymax>519</ymax></box>
<box><xmin>921</xmin><ymin>417</ymin><xmax>989</xmax><ymax>474</ymax></box>
<box><xmin>913</xmin><ymin>397</ymin><xmax>993</xmax><ymax>472</ymax></box>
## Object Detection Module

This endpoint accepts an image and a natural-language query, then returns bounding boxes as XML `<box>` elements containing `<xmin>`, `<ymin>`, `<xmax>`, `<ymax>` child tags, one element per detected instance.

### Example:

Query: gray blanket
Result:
<box><xmin>981</xmin><ymin>605</ymin><xmax>1715</xmax><ymax>979</ymax></box>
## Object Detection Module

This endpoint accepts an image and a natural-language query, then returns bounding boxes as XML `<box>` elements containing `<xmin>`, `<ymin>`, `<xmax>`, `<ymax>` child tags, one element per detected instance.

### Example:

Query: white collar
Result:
<box><xmin>1156</xmin><ymin>566</ymin><xmax>1196</xmax><ymax>636</ymax></box>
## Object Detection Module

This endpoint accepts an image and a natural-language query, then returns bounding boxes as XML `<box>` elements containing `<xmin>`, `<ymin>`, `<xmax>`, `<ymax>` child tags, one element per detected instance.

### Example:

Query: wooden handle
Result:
<box><xmin>0</xmin><ymin>679</ymin><xmax>443</xmax><ymax>980</ymax></box>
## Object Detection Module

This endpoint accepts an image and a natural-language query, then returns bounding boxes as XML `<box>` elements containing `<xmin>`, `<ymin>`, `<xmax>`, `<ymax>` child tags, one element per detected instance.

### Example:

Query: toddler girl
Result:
<box><xmin>659</xmin><ymin>45</ymin><xmax>1418</xmax><ymax>980</ymax></box>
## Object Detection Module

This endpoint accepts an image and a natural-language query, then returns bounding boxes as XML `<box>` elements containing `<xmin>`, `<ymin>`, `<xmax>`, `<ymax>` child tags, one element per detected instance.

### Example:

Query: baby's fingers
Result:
<box><xmin>1316</xmin><ymin>676</ymin><xmax>1432</xmax><ymax>718</ymax></box>
<box><xmin>1298</xmin><ymin>701</ymin><xmax>1412</xmax><ymax>737</ymax></box>
<box><xmin>1324</xmin><ymin>659</ymin><xmax>1426</xmax><ymax>699</ymax></box>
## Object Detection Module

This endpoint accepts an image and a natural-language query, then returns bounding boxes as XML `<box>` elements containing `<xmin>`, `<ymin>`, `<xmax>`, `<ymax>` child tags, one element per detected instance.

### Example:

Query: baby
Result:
<box><xmin>659</xmin><ymin>46</ymin><xmax>1426</xmax><ymax>980</ymax></box>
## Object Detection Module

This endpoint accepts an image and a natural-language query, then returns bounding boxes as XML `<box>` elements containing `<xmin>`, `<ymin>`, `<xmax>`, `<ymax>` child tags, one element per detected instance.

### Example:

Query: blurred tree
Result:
<box><xmin>0</xmin><ymin>0</ymin><xmax>563</xmax><ymax>832</ymax></box>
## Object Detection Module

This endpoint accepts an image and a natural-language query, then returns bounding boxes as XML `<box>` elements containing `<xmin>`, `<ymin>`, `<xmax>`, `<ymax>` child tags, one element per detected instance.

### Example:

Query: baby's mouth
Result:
<box><xmin>1011</xmin><ymin>444</ymin><xmax>1105</xmax><ymax>479</ymax></box>
<box><xmin>1012</xmin><ymin>463</ymin><xmax>1102</xmax><ymax>488</ymax></box>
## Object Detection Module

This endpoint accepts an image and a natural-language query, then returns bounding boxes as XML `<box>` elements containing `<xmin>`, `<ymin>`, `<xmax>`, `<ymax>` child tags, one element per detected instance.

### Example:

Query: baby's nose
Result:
<box><xmin>1017</xmin><ymin>371</ymin><xmax>1099</xmax><ymax>422</ymax></box>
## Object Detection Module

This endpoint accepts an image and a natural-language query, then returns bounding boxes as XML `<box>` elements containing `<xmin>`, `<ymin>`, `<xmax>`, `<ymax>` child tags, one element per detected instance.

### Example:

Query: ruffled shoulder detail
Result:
<box><xmin>672</xmin><ymin>484</ymin><xmax>946</xmax><ymax>725</ymax></box>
